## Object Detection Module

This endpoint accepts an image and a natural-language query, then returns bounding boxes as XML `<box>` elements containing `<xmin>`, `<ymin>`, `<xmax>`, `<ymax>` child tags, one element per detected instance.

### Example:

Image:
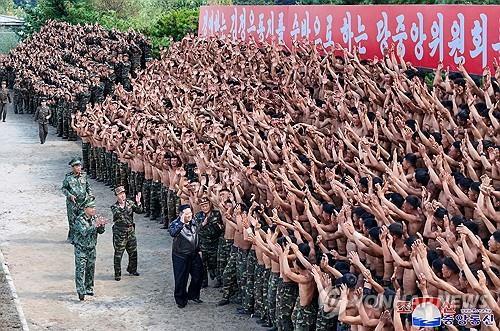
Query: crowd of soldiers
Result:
<box><xmin>0</xmin><ymin>20</ymin><xmax>151</xmax><ymax>140</ymax></box>
<box><xmin>70</xmin><ymin>33</ymin><xmax>500</xmax><ymax>331</ymax></box>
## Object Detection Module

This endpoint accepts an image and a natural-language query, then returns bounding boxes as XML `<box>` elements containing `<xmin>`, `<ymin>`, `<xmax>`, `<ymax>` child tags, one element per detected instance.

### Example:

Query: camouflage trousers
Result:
<box><xmin>267</xmin><ymin>272</ymin><xmax>280</xmax><ymax>327</ymax></box>
<box><xmin>166</xmin><ymin>189</ymin><xmax>180</xmax><ymax>224</ymax></box>
<box><xmin>160</xmin><ymin>185</ymin><xmax>168</xmax><ymax>224</ymax></box>
<box><xmin>150</xmin><ymin>181</ymin><xmax>161</xmax><ymax>220</ymax></box>
<box><xmin>128</xmin><ymin>171</ymin><xmax>137</xmax><ymax>198</ymax></box>
<box><xmin>236</xmin><ymin>248</ymin><xmax>249</xmax><ymax>303</ymax></box>
<box><xmin>260</xmin><ymin>268</ymin><xmax>271</xmax><ymax>322</ymax></box>
<box><xmin>89</xmin><ymin>147</ymin><xmax>97</xmax><ymax>179</ymax></box>
<box><xmin>96</xmin><ymin>148</ymin><xmax>106</xmax><ymax>182</ymax></box>
<box><xmin>253</xmin><ymin>264</ymin><xmax>265</xmax><ymax>316</ymax></box>
<box><xmin>277</xmin><ymin>281</ymin><xmax>299</xmax><ymax>331</ymax></box>
<box><xmin>292</xmin><ymin>297</ymin><xmax>318</xmax><ymax>331</ymax></box>
<box><xmin>222</xmin><ymin>245</ymin><xmax>239</xmax><ymax>300</ymax></box>
<box><xmin>74</xmin><ymin>246</ymin><xmax>96</xmax><ymax>296</ymax></box>
<box><xmin>66</xmin><ymin>202</ymin><xmax>83</xmax><ymax>243</ymax></box>
<box><xmin>142</xmin><ymin>179</ymin><xmax>152</xmax><ymax>216</ymax></box>
<box><xmin>135</xmin><ymin>173</ymin><xmax>145</xmax><ymax>205</ymax></box>
<box><xmin>104</xmin><ymin>152</ymin><xmax>113</xmax><ymax>186</ymax></box>
<box><xmin>217</xmin><ymin>238</ymin><xmax>233</xmax><ymax>284</ymax></box>
<box><xmin>201</xmin><ymin>240</ymin><xmax>219</xmax><ymax>284</ymax></box>
<box><xmin>116</xmin><ymin>161</ymin><xmax>128</xmax><ymax>191</ymax></box>
<box><xmin>315</xmin><ymin>307</ymin><xmax>336</xmax><ymax>331</ymax></box>
<box><xmin>82</xmin><ymin>142</ymin><xmax>90</xmax><ymax>172</ymax></box>
<box><xmin>243</xmin><ymin>250</ymin><xmax>257</xmax><ymax>312</ymax></box>
<box><xmin>112</xmin><ymin>226</ymin><xmax>137</xmax><ymax>277</ymax></box>
<box><xmin>62</xmin><ymin>106</ymin><xmax>69</xmax><ymax>139</ymax></box>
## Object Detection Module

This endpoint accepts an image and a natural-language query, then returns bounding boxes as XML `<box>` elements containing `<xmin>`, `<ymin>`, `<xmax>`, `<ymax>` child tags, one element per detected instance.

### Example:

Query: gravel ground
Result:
<box><xmin>0</xmin><ymin>98</ymin><xmax>264</xmax><ymax>331</ymax></box>
<box><xmin>0</xmin><ymin>266</ymin><xmax>22</xmax><ymax>330</ymax></box>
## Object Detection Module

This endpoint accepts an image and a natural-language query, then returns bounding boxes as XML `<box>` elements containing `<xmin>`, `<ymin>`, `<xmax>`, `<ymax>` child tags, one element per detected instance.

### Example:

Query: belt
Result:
<box><xmin>114</xmin><ymin>223</ymin><xmax>135</xmax><ymax>229</ymax></box>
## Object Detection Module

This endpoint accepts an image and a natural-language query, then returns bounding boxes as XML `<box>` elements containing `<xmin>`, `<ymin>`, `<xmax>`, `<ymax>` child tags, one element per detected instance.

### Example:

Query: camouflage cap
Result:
<box><xmin>114</xmin><ymin>186</ymin><xmax>126</xmax><ymax>195</ymax></box>
<box><xmin>68</xmin><ymin>157</ymin><xmax>82</xmax><ymax>167</ymax></box>
<box><xmin>199</xmin><ymin>196</ymin><xmax>210</xmax><ymax>205</ymax></box>
<box><xmin>83</xmin><ymin>197</ymin><xmax>96</xmax><ymax>209</ymax></box>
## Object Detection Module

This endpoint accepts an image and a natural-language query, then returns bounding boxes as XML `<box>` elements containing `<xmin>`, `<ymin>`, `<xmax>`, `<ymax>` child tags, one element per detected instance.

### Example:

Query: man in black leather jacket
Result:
<box><xmin>168</xmin><ymin>204</ymin><xmax>204</xmax><ymax>308</ymax></box>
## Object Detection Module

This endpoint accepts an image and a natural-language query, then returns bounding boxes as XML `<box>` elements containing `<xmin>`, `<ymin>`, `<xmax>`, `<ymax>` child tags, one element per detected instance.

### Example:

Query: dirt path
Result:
<box><xmin>0</xmin><ymin>101</ymin><xmax>263</xmax><ymax>331</ymax></box>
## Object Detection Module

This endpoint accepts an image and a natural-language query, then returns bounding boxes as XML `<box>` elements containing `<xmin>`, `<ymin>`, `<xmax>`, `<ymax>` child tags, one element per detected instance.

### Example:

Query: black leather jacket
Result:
<box><xmin>168</xmin><ymin>216</ymin><xmax>201</xmax><ymax>256</ymax></box>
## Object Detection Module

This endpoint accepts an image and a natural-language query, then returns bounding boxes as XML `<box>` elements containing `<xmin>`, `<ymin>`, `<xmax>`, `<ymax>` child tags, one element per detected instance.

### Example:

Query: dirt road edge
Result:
<box><xmin>0</xmin><ymin>247</ymin><xmax>29</xmax><ymax>331</ymax></box>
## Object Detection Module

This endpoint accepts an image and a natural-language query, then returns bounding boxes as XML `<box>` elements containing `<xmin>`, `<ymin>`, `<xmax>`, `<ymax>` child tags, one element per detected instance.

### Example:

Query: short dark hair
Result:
<box><xmin>389</xmin><ymin>223</ymin><xmax>404</xmax><ymax>238</ymax></box>
<box><xmin>405</xmin><ymin>195</ymin><xmax>421</xmax><ymax>209</ymax></box>
<box><xmin>415</xmin><ymin>168</ymin><xmax>430</xmax><ymax>186</ymax></box>
<box><xmin>404</xmin><ymin>153</ymin><xmax>418</xmax><ymax>167</ymax></box>
<box><xmin>493</xmin><ymin>230</ymin><xmax>500</xmax><ymax>243</ymax></box>
<box><xmin>178</xmin><ymin>204</ymin><xmax>191</xmax><ymax>214</ymax></box>
<box><xmin>434</xmin><ymin>207</ymin><xmax>448</xmax><ymax>219</ymax></box>
<box><xmin>443</xmin><ymin>257</ymin><xmax>460</xmax><ymax>274</ymax></box>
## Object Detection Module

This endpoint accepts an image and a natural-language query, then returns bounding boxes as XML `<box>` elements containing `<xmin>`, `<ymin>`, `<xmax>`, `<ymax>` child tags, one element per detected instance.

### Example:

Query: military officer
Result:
<box><xmin>0</xmin><ymin>81</ymin><xmax>11</xmax><ymax>122</ymax></box>
<box><xmin>110</xmin><ymin>186</ymin><xmax>143</xmax><ymax>281</ymax></box>
<box><xmin>73</xmin><ymin>198</ymin><xmax>106</xmax><ymax>301</ymax></box>
<box><xmin>195</xmin><ymin>197</ymin><xmax>223</xmax><ymax>288</ymax></box>
<box><xmin>33</xmin><ymin>98</ymin><xmax>52</xmax><ymax>144</ymax></box>
<box><xmin>62</xmin><ymin>157</ymin><xmax>93</xmax><ymax>243</ymax></box>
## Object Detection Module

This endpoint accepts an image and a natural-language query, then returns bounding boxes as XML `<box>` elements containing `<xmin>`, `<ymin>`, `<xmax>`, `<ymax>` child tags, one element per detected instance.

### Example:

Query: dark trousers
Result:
<box><xmin>0</xmin><ymin>103</ymin><xmax>6</xmax><ymax>121</ymax></box>
<box><xmin>172</xmin><ymin>252</ymin><xmax>203</xmax><ymax>306</ymax></box>
<box><xmin>39</xmin><ymin>123</ymin><xmax>48</xmax><ymax>144</ymax></box>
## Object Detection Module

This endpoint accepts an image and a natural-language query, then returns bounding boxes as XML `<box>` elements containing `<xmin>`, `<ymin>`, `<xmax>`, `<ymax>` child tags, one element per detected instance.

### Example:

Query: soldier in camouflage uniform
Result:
<box><xmin>242</xmin><ymin>249</ymin><xmax>257</xmax><ymax>314</ymax></box>
<box><xmin>73</xmin><ymin>197</ymin><xmax>105</xmax><ymax>301</ymax></box>
<box><xmin>267</xmin><ymin>272</ymin><xmax>280</xmax><ymax>329</ymax></box>
<box><xmin>195</xmin><ymin>198</ymin><xmax>223</xmax><ymax>288</ymax></box>
<box><xmin>0</xmin><ymin>81</ymin><xmax>11</xmax><ymax>122</ymax></box>
<box><xmin>62</xmin><ymin>157</ymin><xmax>93</xmax><ymax>243</ymax></box>
<box><xmin>33</xmin><ymin>98</ymin><xmax>51</xmax><ymax>144</ymax></box>
<box><xmin>110</xmin><ymin>186</ymin><xmax>143</xmax><ymax>281</ymax></box>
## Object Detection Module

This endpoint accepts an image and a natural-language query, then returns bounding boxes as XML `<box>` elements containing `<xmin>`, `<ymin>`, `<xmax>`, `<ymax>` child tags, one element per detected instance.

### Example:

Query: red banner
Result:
<box><xmin>199</xmin><ymin>5</ymin><xmax>500</xmax><ymax>74</ymax></box>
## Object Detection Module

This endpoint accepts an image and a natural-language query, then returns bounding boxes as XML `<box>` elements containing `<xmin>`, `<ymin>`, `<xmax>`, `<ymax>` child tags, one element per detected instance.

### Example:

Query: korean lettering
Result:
<box><xmin>276</xmin><ymin>11</ymin><xmax>285</xmax><ymax>44</ymax></box>
<box><xmin>441</xmin><ymin>315</ymin><xmax>454</xmax><ymax>326</ymax></box>
<box><xmin>313</xmin><ymin>15</ymin><xmax>322</xmax><ymax>45</ymax></box>
<box><xmin>470</xmin><ymin>13</ymin><xmax>488</xmax><ymax>68</ymax></box>
<box><xmin>392</xmin><ymin>14</ymin><xmax>408</xmax><ymax>57</ymax></box>
<box><xmin>376</xmin><ymin>12</ymin><xmax>392</xmax><ymax>54</ymax></box>
<box><xmin>429</xmin><ymin>13</ymin><xmax>444</xmax><ymax>62</ymax></box>
<box><xmin>301</xmin><ymin>11</ymin><xmax>311</xmax><ymax>40</ymax></box>
<box><xmin>469</xmin><ymin>314</ymin><xmax>481</xmax><ymax>327</ymax></box>
<box><xmin>230</xmin><ymin>7</ymin><xmax>238</xmax><ymax>41</ymax></box>
<box><xmin>290</xmin><ymin>13</ymin><xmax>300</xmax><ymax>41</ymax></box>
<box><xmin>257</xmin><ymin>13</ymin><xmax>265</xmax><ymax>42</ymax></box>
<box><xmin>448</xmin><ymin>13</ymin><xmax>465</xmax><ymax>64</ymax></box>
<box><xmin>455</xmin><ymin>313</ymin><xmax>469</xmax><ymax>327</ymax></box>
<box><xmin>340</xmin><ymin>12</ymin><xmax>353</xmax><ymax>51</ymax></box>
<box><xmin>247</xmin><ymin>10</ymin><xmax>256</xmax><ymax>35</ymax></box>
<box><xmin>482</xmin><ymin>314</ymin><xmax>495</xmax><ymax>326</ymax></box>
<box><xmin>238</xmin><ymin>8</ymin><xmax>247</xmax><ymax>40</ymax></box>
<box><xmin>354</xmin><ymin>15</ymin><xmax>368</xmax><ymax>54</ymax></box>
<box><xmin>323</xmin><ymin>15</ymin><xmax>334</xmax><ymax>49</ymax></box>
<box><xmin>410</xmin><ymin>12</ymin><xmax>427</xmax><ymax>60</ymax></box>
<box><xmin>266</xmin><ymin>11</ymin><xmax>275</xmax><ymax>39</ymax></box>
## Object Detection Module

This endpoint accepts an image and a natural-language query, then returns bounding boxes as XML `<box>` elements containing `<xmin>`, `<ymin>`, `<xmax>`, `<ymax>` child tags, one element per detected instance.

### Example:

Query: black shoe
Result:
<box><xmin>190</xmin><ymin>299</ymin><xmax>203</xmax><ymax>304</ymax></box>
<box><xmin>261</xmin><ymin>323</ymin><xmax>272</xmax><ymax>328</ymax></box>
<box><xmin>86</xmin><ymin>292</ymin><xmax>94</xmax><ymax>296</ymax></box>
<box><xmin>233</xmin><ymin>298</ymin><xmax>242</xmax><ymax>305</ymax></box>
<box><xmin>161</xmin><ymin>225</ymin><xmax>168</xmax><ymax>229</ymax></box>
<box><xmin>115</xmin><ymin>276</ymin><xmax>121</xmax><ymax>281</ymax></box>
<box><xmin>128</xmin><ymin>271</ymin><xmax>140</xmax><ymax>276</ymax></box>
<box><xmin>78</xmin><ymin>294</ymin><xmax>84</xmax><ymax>301</ymax></box>
<box><xmin>177</xmin><ymin>304</ymin><xmax>186</xmax><ymax>308</ymax></box>
<box><xmin>253</xmin><ymin>313</ymin><xmax>261</xmax><ymax>319</ymax></box>
<box><xmin>213</xmin><ymin>280</ymin><xmax>222</xmax><ymax>288</ymax></box>
<box><xmin>236</xmin><ymin>308</ymin><xmax>251</xmax><ymax>315</ymax></box>
<box><xmin>144</xmin><ymin>213</ymin><xmax>150</xmax><ymax>218</ymax></box>
<box><xmin>217</xmin><ymin>299</ymin><xmax>230</xmax><ymax>306</ymax></box>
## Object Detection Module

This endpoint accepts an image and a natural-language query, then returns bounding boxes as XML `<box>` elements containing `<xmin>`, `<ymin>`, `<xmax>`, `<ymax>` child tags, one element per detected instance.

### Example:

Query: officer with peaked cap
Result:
<box><xmin>62</xmin><ymin>157</ymin><xmax>93</xmax><ymax>243</ymax></box>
